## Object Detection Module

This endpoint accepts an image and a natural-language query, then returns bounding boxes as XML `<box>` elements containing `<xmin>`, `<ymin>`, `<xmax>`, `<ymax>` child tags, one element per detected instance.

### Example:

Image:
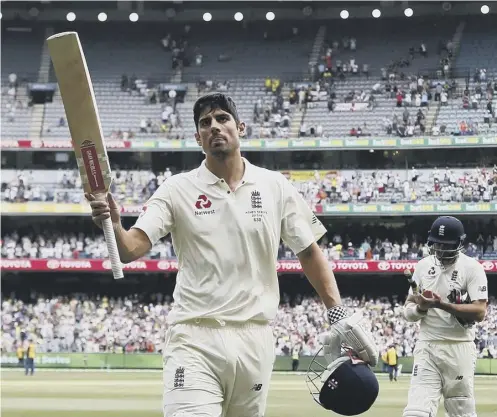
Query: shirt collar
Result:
<box><xmin>197</xmin><ymin>157</ymin><xmax>256</xmax><ymax>185</ymax></box>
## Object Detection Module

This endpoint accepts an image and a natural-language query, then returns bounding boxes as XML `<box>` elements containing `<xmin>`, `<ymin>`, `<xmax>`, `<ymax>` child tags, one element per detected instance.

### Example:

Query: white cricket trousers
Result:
<box><xmin>162</xmin><ymin>319</ymin><xmax>275</xmax><ymax>417</ymax></box>
<box><xmin>404</xmin><ymin>341</ymin><xmax>478</xmax><ymax>417</ymax></box>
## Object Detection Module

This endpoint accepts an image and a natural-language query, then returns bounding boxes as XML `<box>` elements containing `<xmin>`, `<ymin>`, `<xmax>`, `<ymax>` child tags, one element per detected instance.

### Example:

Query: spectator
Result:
<box><xmin>441</xmin><ymin>90</ymin><xmax>448</xmax><ymax>106</ymax></box>
<box><xmin>396</xmin><ymin>91</ymin><xmax>403</xmax><ymax>107</ymax></box>
<box><xmin>299</xmin><ymin>122</ymin><xmax>307</xmax><ymax>137</ymax></box>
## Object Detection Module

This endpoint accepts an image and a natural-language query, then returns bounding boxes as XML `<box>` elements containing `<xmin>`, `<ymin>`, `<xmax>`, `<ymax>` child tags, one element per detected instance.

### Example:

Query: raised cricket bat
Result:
<box><xmin>47</xmin><ymin>32</ymin><xmax>124</xmax><ymax>279</ymax></box>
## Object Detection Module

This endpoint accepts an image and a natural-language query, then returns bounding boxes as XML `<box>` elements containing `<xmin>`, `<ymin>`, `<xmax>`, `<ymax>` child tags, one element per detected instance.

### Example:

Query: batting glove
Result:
<box><xmin>324</xmin><ymin>306</ymin><xmax>379</xmax><ymax>367</ymax></box>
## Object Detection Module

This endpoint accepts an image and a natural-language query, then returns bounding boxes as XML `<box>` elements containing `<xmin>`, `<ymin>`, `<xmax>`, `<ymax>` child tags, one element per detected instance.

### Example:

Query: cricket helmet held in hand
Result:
<box><xmin>306</xmin><ymin>350</ymin><xmax>379</xmax><ymax>415</ymax></box>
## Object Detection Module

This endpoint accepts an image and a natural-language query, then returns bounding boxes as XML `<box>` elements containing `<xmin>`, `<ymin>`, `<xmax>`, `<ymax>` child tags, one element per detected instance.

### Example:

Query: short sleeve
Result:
<box><xmin>467</xmin><ymin>262</ymin><xmax>488</xmax><ymax>301</ymax></box>
<box><xmin>131</xmin><ymin>182</ymin><xmax>174</xmax><ymax>245</ymax></box>
<box><xmin>280</xmin><ymin>176</ymin><xmax>327</xmax><ymax>254</ymax></box>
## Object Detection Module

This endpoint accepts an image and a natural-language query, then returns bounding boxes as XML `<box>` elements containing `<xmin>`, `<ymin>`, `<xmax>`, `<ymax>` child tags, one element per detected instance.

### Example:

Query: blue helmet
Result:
<box><xmin>427</xmin><ymin>216</ymin><xmax>466</xmax><ymax>265</ymax></box>
<box><xmin>306</xmin><ymin>352</ymin><xmax>379</xmax><ymax>415</ymax></box>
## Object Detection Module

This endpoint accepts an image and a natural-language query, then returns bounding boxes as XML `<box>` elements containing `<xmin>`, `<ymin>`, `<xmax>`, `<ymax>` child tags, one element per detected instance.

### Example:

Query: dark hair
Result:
<box><xmin>193</xmin><ymin>92</ymin><xmax>240</xmax><ymax>130</ymax></box>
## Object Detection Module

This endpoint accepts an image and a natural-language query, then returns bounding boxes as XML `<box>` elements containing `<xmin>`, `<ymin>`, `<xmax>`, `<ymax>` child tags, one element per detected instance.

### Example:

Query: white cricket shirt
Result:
<box><xmin>411</xmin><ymin>253</ymin><xmax>488</xmax><ymax>342</ymax></box>
<box><xmin>132</xmin><ymin>158</ymin><xmax>326</xmax><ymax>325</ymax></box>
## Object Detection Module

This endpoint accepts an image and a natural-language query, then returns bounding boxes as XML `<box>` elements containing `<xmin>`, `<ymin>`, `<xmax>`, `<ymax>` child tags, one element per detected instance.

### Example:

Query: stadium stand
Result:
<box><xmin>1</xmin><ymin>294</ymin><xmax>496</xmax><ymax>357</ymax></box>
<box><xmin>43</xmin><ymin>23</ymin><xmax>178</xmax><ymax>139</ymax></box>
<box><xmin>2</xmin><ymin>15</ymin><xmax>496</xmax><ymax>141</ymax></box>
<box><xmin>300</xmin><ymin>17</ymin><xmax>458</xmax><ymax>136</ymax></box>
<box><xmin>3</xmin><ymin>167</ymin><xmax>496</xmax><ymax>205</ymax></box>
<box><xmin>2</xmin><ymin>226</ymin><xmax>497</xmax><ymax>261</ymax></box>
<box><xmin>324</xmin><ymin>17</ymin><xmax>459</xmax><ymax>76</ymax></box>
<box><xmin>180</xmin><ymin>21</ymin><xmax>315</xmax><ymax>80</ymax></box>
<box><xmin>39</xmin><ymin>21</ymin><xmax>315</xmax><ymax>140</ymax></box>
<box><xmin>434</xmin><ymin>16</ymin><xmax>497</xmax><ymax>135</ymax></box>
<box><xmin>455</xmin><ymin>17</ymin><xmax>497</xmax><ymax>75</ymax></box>
<box><xmin>0</xmin><ymin>26</ymin><xmax>45</xmax><ymax>138</ymax></box>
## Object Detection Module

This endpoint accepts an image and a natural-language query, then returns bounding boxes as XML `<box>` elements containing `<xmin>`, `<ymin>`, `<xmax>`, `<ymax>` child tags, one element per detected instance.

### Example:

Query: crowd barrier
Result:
<box><xmin>2</xmin><ymin>353</ymin><xmax>496</xmax><ymax>375</ymax></box>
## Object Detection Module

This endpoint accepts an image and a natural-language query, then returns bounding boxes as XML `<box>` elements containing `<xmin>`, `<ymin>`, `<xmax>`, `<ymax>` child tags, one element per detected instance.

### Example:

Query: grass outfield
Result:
<box><xmin>1</xmin><ymin>371</ymin><xmax>496</xmax><ymax>417</ymax></box>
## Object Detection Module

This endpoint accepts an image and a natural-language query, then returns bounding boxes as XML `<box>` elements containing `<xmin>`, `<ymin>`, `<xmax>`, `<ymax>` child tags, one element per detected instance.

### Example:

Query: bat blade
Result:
<box><xmin>47</xmin><ymin>31</ymin><xmax>123</xmax><ymax>280</ymax></box>
<box><xmin>47</xmin><ymin>31</ymin><xmax>110</xmax><ymax>195</ymax></box>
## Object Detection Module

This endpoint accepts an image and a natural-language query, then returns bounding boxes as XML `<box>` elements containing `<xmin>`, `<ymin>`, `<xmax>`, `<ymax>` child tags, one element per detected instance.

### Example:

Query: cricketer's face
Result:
<box><xmin>428</xmin><ymin>241</ymin><xmax>460</xmax><ymax>266</ymax></box>
<box><xmin>195</xmin><ymin>108</ymin><xmax>245</xmax><ymax>158</ymax></box>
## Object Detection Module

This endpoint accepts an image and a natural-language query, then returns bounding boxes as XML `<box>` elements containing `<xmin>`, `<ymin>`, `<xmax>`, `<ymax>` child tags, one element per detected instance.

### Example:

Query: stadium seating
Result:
<box><xmin>456</xmin><ymin>16</ymin><xmax>497</xmax><ymax>74</ymax></box>
<box><xmin>1</xmin><ymin>26</ymin><xmax>46</xmax><ymax>138</ymax></box>
<box><xmin>3</xmin><ymin>225</ymin><xmax>496</xmax><ymax>261</ymax></box>
<box><xmin>2</xmin><ymin>16</ymin><xmax>496</xmax><ymax>141</ymax></box>
<box><xmin>174</xmin><ymin>78</ymin><xmax>294</xmax><ymax>141</ymax></box>
<box><xmin>436</xmin><ymin>98</ymin><xmax>497</xmax><ymax>135</ymax></box>
<box><xmin>435</xmin><ymin>16</ymin><xmax>497</xmax><ymax>134</ymax></box>
<box><xmin>43</xmin><ymin>22</ymin><xmax>178</xmax><ymax>139</ymax></box>
<box><xmin>43</xmin><ymin>81</ymin><xmax>168</xmax><ymax>139</ymax></box>
<box><xmin>39</xmin><ymin>21</ymin><xmax>315</xmax><ymax>140</ymax></box>
<box><xmin>2</xmin><ymin>294</ymin><xmax>495</xmax><ymax>357</ymax></box>
<box><xmin>181</xmin><ymin>21</ymin><xmax>316</xmax><ymax>81</ymax></box>
<box><xmin>303</xmin><ymin>78</ymin><xmax>431</xmax><ymax>137</ymax></box>
<box><xmin>3</xmin><ymin>167</ymin><xmax>496</xmax><ymax>205</ymax></box>
<box><xmin>325</xmin><ymin>17</ymin><xmax>459</xmax><ymax>75</ymax></box>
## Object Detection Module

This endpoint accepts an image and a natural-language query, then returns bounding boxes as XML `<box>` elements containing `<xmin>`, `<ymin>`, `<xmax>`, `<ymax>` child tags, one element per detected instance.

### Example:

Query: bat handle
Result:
<box><xmin>404</xmin><ymin>269</ymin><xmax>418</xmax><ymax>292</ymax></box>
<box><xmin>102</xmin><ymin>217</ymin><xmax>124</xmax><ymax>279</ymax></box>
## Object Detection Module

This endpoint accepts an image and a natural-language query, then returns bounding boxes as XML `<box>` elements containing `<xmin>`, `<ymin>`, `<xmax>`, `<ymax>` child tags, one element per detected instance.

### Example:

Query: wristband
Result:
<box><xmin>327</xmin><ymin>305</ymin><xmax>348</xmax><ymax>325</ymax></box>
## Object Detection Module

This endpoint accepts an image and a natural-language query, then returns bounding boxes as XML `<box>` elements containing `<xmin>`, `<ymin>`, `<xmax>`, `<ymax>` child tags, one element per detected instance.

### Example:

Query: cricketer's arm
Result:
<box><xmin>88</xmin><ymin>192</ymin><xmax>152</xmax><ymax>263</ymax></box>
<box><xmin>278</xmin><ymin>174</ymin><xmax>342</xmax><ymax>308</ymax></box>
<box><xmin>112</xmin><ymin>223</ymin><xmax>152</xmax><ymax>263</ymax></box>
<box><xmin>403</xmin><ymin>265</ymin><xmax>428</xmax><ymax>322</ymax></box>
<box><xmin>298</xmin><ymin>243</ymin><xmax>342</xmax><ymax>308</ymax></box>
<box><xmin>434</xmin><ymin>262</ymin><xmax>488</xmax><ymax>322</ymax></box>
<box><xmin>89</xmin><ymin>180</ymin><xmax>174</xmax><ymax>263</ymax></box>
<box><xmin>435</xmin><ymin>300</ymin><xmax>487</xmax><ymax>323</ymax></box>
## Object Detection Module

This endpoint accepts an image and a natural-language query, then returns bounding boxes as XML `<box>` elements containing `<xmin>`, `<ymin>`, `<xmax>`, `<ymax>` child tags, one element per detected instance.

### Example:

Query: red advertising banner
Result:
<box><xmin>1</xmin><ymin>259</ymin><xmax>496</xmax><ymax>273</ymax></box>
<box><xmin>0</xmin><ymin>139</ymin><xmax>131</xmax><ymax>150</ymax></box>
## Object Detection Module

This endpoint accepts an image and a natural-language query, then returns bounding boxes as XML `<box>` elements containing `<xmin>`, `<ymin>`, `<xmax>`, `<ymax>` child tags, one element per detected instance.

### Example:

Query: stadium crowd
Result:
<box><xmin>290</xmin><ymin>166</ymin><xmax>497</xmax><ymax>209</ymax></box>
<box><xmin>2</xmin><ymin>294</ymin><xmax>496</xmax><ymax>358</ymax></box>
<box><xmin>2</xmin><ymin>229</ymin><xmax>496</xmax><ymax>261</ymax></box>
<box><xmin>3</xmin><ymin>165</ymin><xmax>497</xmax><ymax>206</ymax></box>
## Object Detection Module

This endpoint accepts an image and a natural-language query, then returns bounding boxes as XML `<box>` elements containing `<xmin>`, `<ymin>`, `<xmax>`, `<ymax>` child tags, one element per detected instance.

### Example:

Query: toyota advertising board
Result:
<box><xmin>1</xmin><ymin>259</ymin><xmax>496</xmax><ymax>274</ymax></box>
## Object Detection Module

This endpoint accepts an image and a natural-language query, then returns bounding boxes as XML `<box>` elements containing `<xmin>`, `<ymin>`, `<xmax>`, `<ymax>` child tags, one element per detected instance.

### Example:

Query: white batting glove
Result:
<box><xmin>325</xmin><ymin>306</ymin><xmax>379</xmax><ymax>367</ymax></box>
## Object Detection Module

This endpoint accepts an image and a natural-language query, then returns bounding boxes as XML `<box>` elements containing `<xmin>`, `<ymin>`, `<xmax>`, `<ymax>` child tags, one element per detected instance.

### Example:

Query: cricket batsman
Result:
<box><xmin>403</xmin><ymin>216</ymin><xmax>488</xmax><ymax>417</ymax></box>
<box><xmin>87</xmin><ymin>93</ymin><xmax>378</xmax><ymax>417</ymax></box>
